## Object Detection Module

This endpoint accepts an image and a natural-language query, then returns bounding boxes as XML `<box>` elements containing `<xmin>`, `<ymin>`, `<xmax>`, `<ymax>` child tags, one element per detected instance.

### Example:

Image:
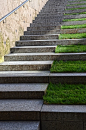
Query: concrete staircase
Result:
<box><xmin>0</xmin><ymin>0</ymin><xmax>86</xmax><ymax>129</ymax></box>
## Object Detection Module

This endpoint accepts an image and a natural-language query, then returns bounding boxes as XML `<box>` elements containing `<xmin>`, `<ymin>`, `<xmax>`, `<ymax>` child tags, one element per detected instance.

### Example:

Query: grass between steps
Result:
<box><xmin>66</xmin><ymin>7</ymin><xmax>86</xmax><ymax>10</ymax></box>
<box><xmin>50</xmin><ymin>60</ymin><xmax>86</xmax><ymax>73</ymax></box>
<box><xmin>55</xmin><ymin>45</ymin><xmax>86</xmax><ymax>53</ymax></box>
<box><xmin>63</xmin><ymin>17</ymin><xmax>86</xmax><ymax>22</ymax></box>
<box><xmin>59</xmin><ymin>33</ymin><xmax>86</xmax><ymax>39</ymax></box>
<box><xmin>61</xmin><ymin>24</ymin><xmax>86</xmax><ymax>29</ymax></box>
<box><xmin>64</xmin><ymin>12</ymin><xmax>86</xmax><ymax>15</ymax></box>
<box><xmin>43</xmin><ymin>83</ymin><xmax>86</xmax><ymax>104</ymax></box>
<box><xmin>68</xmin><ymin>0</ymin><xmax>86</xmax><ymax>3</ymax></box>
<box><xmin>67</xmin><ymin>3</ymin><xmax>86</xmax><ymax>6</ymax></box>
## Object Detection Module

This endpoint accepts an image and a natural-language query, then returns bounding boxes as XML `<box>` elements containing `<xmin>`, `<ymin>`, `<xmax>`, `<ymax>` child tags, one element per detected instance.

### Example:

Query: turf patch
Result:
<box><xmin>50</xmin><ymin>60</ymin><xmax>86</xmax><ymax>73</ymax></box>
<box><xmin>61</xmin><ymin>24</ymin><xmax>86</xmax><ymax>29</ymax></box>
<box><xmin>63</xmin><ymin>17</ymin><xmax>86</xmax><ymax>22</ymax></box>
<box><xmin>59</xmin><ymin>33</ymin><xmax>86</xmax><ymax>39</ymax></box>
<box><xmin>43</xmin><ymin>83</ymin><xmax>86</xmax><ymax>104</ymax></box>
<box><xmin>55</xmin><ymin>45</ymin><xmax>86</xmax><ymax>53</ymax></box>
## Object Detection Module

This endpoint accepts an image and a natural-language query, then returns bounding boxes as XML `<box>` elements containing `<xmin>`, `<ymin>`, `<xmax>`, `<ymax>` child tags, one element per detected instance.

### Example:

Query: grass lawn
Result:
<box><xmin>55</xmin><ymin>45</ymin><xmax>86</xmax><ymax>53</ymax></box>
<box><xmin>50</xmin><ymin>60</ymin><xmax>86</xmax><ymax>73</ymax></box>
<box><xmin>63</xmin><ymin>17</ymin><xmax>86</xmax><ymax>22</ymax></box>
<box><xmin>61</xmin><ymin>24</ymin><xmax>86</xmax><ymax>29</ymax></box>
<box><xmin>59</xmin><ymin>33</ymin><xmax>86</xmax><ymax>39</ymax></box>
<box><xmin>43</xmin><ymin>83</ymin><xmax>86</xmax><ymax>104</ymax></box>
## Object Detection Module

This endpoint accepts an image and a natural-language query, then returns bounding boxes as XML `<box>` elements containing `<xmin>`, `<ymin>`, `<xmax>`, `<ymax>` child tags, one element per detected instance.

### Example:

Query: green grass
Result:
<box><xmin>43</xmin><ymin>83</ymin><xmax>86</xmax><ymax>104</ymax></box>
<box><xmin>66</xmin><ymin>7</ymin><xmax>86</xmax><ymax>10</ymax></box>
<box><xmin>63</xmin><ymin>17</ymin><xmax>86</xmax><ymax>22</ymax></box>
<box><xmin>68</xmin><ymin>0</ymin><xmax>86</xmax><ymax>3</ymax></box>
<box><xmin>61</xmin><ymin>24</ymin><xmax>86</xmax><ymax>29</ymax></box>
<box><xmin>50</xmin><ymin>60</ymin><xmax>86</xmax><ymax>73</ymax></box>
<box><xmin>67</xmin><ymin>3</ymin><xmax>86</xmax><ymax>6</ymax></box>
<box><xmin>55</xmin><ymin>45</ymin><xmax>86</xmax><ymax>53</ymax></box>
<box><xmin>59</xmin><ymin>33</ymin><xmax>86</xmax><ymax>39</ymax></box>
<box><xmin>64</xmin><ymin>12</ymin><xmax>86</xmax><ymax>15</ymax></box>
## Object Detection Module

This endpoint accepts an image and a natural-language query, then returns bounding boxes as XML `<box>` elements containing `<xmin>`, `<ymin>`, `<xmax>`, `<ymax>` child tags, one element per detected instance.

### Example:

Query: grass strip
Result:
<box><xmin>43</xmin><ymin>83</ymin><xmax>86</xmax><ymax>104</ymax></box>
<box><xmin>68</xmin><ymin>0</ymin><xmax>86</xmax><ymax>3</ymax></box>
<box><xmin>63</xmin><ymin>17</ymin><xmax>86</xmax><ymax>22</ymax></box>
<box><xmin>50</xmin><ymin>60</ymin><xmax>86</xmax><ymax>73</ymax></box>
<box><xmin>55</xmin><ymin>45</ymin><xmax>86</xmax><ymax>53</ymax></box>
<box><xmin>61</xmin><ymin>24</ymin><xmax>86</xmax><ymax>29</ymax></box>
<box><xmin>66</xmin><ymin>7</ymin><xmax>86</xmax><ymax>10</ymax></box>
<box><xmin>59</xmin><ymin>33</ymin><xmax>86</xmax><ymax>39</ymax></box>
<box><xmin>67</xmin><ymin>3</ymin><xmax>86</xmax><ymax>6</ymax></box>
<box><xmin>64</xmin><ymin>12</ymin><xmax>86</xmax><ymax>15</ymax></box>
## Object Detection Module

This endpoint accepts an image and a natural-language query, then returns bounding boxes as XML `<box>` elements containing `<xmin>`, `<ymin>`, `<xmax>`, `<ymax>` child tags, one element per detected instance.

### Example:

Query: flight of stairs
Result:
<box><xmin>0</xmin><ymin>0</ymin><xmax>86</xmax><ymax>129</ymax></box>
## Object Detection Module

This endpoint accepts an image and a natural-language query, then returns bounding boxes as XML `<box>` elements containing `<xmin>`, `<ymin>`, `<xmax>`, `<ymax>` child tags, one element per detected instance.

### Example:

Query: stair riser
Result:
<box><xmin>27</xmin><ymin>26</ymin><xmax>61</xmax><ymax>31</ymax></box>
<box><xmin>10</xmin><ymin>47</ymin><xmax>56</xmax><ymax>53</ymax></box>
<box><xmin>4</xmin><ymin>54</ymin><xmax>86</xmax><ymax>61</ymax></box>
<box><xmin>0</xmin><ymin>75</ymin><xmax>86</xmax><ymax>84</ymax></box>
<box><xmin>0</xmin><ymin>64</ymin><xmax>51</xmax><ymax>71</ymax></box>
<box><xmin>67</xmin><ymin>1</ymin><xmax>86</xmax><ymax>5</ymax></box>
<box><xmin>66</xmin><ymin>4</ymin><xmax>86</xmax><ymax>9</ymax></box>
<box><xmin>24</xmin><ymin>30</ymin><xmax>60</xmax><ymax>35</ymax></box>
<box><xmin>0</xmin><ymin>112</ymin><xmax>40</xmax><ymax>121</ymax></box>
<box><xmin>65</xmin><ymin>9</ymin><xmax>86</xmax><ymax>14</ymax></box>
<box><xmin>16</xmin><ymin>40</ymin><xmax>86</xmax><ymax>46</ymax></box>
<box><xmin>62</xmin><ymin>20</ymin><xmax>86</xmax><ymax>25</ymax></box>
<box><xmin>61</xmin><ymin>28</ymin><xmax>86</xmax><ymax>34</ymax></box>
<box><xmin>20</xmin><ymin>35</ymin><xmax>59</xmax><ymax>40</ymax></box>
<box><xmin>0</xmin><ymin>92</ymin><xmax>44</xmax><ymax>99</ymax></box>
<box><xmin>33</xmin><ymin>19</ymin><xmax>62</xmax><ymax>23</ymax></box>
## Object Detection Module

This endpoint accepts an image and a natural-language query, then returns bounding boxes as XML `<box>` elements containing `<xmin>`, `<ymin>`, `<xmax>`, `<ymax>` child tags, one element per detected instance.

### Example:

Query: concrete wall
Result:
<box><xmin>0</xmin><ymin>0</ymin><xmax>48</xmax><ymax>60</ymax></box>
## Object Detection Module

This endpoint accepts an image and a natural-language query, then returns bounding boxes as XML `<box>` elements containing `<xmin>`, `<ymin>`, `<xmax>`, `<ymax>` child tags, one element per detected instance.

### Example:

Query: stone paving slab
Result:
<box><xmin>10</xmin><ymin>46</ymin><xmax>56</xmax><ymax>53</ymax></box>
<box><xmin>0</xmin><ymin>99</ymin><xmax>43</xmax><ymax>120</ymax></box>
<box><xmin>0</xmin><ymin>121</ymin><xmax>40</xmax><ymax>130</ymax></box>
<box><xmin>0</xmin><ymin>83</ymin><xmax>48</xmax><ymax>99</ymax></box>
<box><xmin>16</xmin><ymin>39</ymin><xmax>86</xmax><ymax>46</ymax></box>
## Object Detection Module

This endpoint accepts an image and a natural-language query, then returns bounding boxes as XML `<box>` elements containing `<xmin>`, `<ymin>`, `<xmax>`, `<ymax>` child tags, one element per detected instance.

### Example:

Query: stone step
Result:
<box><xmin>61</xmin><ymin>28</ymin><xmax>86</xmax><ymax>34</ymax></box>
<box><xmin>0</xmin><ymin>71</ymin><xmax>50</xmax><ymax>83</ymax></box>
<box><xmin>66</xmin><ymin>4</ymin><xmax>86</xmax><ymax>9</ymax></box>
<box><xmin>0</xmin><ymin>71</ymin><xmax>86</xmax><ymax>84</ymax></box>
<box><xmin>0</xmin><ymin>83</ymin><xmax>48</xmax><ymax>99</ymax></box>
<box><xmin>30</xmin><ymin>23</ymin><xmax>61</xmax><ymax>27</ymax></box>
<box><xmin>33</xmin><ymin>19</ymin><xmax>62</xmax><ymax>23</ymax></box>
<box><xmin>62</xmin><ymin>20</ymin><xmax>86</xmax><ymax>25</ymax></box>
<box><xmin>4</xmin><ymin>52</ymin><xmax>86</xmax><ymax>61</ymax></box>
<box><xmin>16</xmin><ymin>39</ymin><xmax>86</xmax><ymax>46</ymax></box>
<box><xmin>0</xmin><ymin>61</ymin><xmax>53</xmax><ymax>71</ymax></box>
<box><xmin>24</xmin><ymin>30</ymin><xmax>61</xmax><ymax>35</ymax></box>
<box><xmin>0</xmin><ymin>99</ymin><xmax>43</xmax><ymax>120</ymax></box>
<box><xmin>36</xmin><ymin>14</ymin><xmax>64</xmax><ymax>18</ymax></box>
<box><xmin>20</xmin><ymin>35</ymin><xmax>59</xmax><ymax>40</ymax></box>
<box><xmin>27</xmin><ymin>25</ymin><xmax>61</xmax><ymax>31</ymax></box>
<box><xmin>65</xmin><ymin>8</ymin><xmax>86</xmax><ymax>14</ymax></box>
<box><xmin>35</xmin><ymin>16</ymin><xmax>63</xmax><ymax>21</ymax></box>
<box><xmin>63</xmin><ymin>14</ymin><xmax>86</xmax><ymax>19</ymax></box>
<box><xmin>40</xmin><ymin>8</ymin><xmax>65</xmax><ymax>12</ymax></box>
<box><xmin>0</xmin><ymin>121</ymin><xmax>40</xmax><ymax>130</ymax></box>
<box><xmin>41</xmin><ymin>105</ymin><xmax>85</xmax><ymax>130</ymax></box>
<box><xmin>10</xmin><ymin>46</ymin><xmax>56</xmax><ymax>53</ymax></box>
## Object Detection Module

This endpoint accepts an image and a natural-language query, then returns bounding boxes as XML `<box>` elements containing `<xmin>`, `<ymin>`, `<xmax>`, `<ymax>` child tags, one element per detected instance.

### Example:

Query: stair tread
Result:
<box><xmin>0</xmin><ymin>83</ymin><xmax>48</xmax><ymax>92</ymax></box>
<box><xmin>12</xmin><ymin>46</ymin><xmax>56</xmax><ymax>48</ymax></box>
<box><xmin>0</xmin><ymin>121</ymin><xmax>40</xmax><ymax>130</ymax></box>
<box><xmin>0</xmin><ymin>61</ymin><xmax>53</xmax><ymax>65</ymax></box>
<box><xmin>0</xmin><ymin>99</ymin><xmax>43</xmax><ymax>111</ymax></box>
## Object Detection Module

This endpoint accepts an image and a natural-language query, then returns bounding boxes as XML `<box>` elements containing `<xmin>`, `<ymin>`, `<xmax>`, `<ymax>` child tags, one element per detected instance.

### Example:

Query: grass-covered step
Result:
<box><xmin>63</xmin><ymin>17</ymin><xmax>86</xmax><ymax>22</ymax></box>
<box><xmin>55</xmin><ymin>45</ymin><xmax>86</xmax><ymax>53</ymax></box>
<box><xmin>61</xmin><ymin>28</ymin><xmax>86</xmax><ymax>34</ymax></box>
<box><xmin>61</xmin><ymin>23</ymin><xmax>86</xmax><ymax>29</ymax></box>
<box><xmin>59</xmin><ymin>33</ymin><xmax>86</xmax><ymax>39</ymax></box>
<box><xmin>62</xmin><ymin>20</ymin><xmax>86</xmax><ymax>25</ymax></box>
<box><xmin>64</xmin><ymin>11</ymin><xmax>86</xmax><ymax>16</ymax></box>
<box><xmin>66</xmin><ymin>6</ymin><xmax>86</xmax><ymax>10</ymax></box>
<box><xmin>67</xmin><ymin>0</ymin><xmax>86</xmax><ymax>5</ymax></box>
<box><xmin>65</xmin><ymin>8</ymin><xmax>86</xmax><ymax>14</ymax></box>
<box><xmin>66</xmin><ymin>4</ymin><xmax>86</xmax><ymax>8</ymax></box>
<box><xmin>50</xmin><ymin>60</ymin><xmax>86</xmax><ymax>73</ymax></box>
<box><xmin>43</xmin><ymin>83</ymin><xmax>86</xmax><ymax>104</ymax></box>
